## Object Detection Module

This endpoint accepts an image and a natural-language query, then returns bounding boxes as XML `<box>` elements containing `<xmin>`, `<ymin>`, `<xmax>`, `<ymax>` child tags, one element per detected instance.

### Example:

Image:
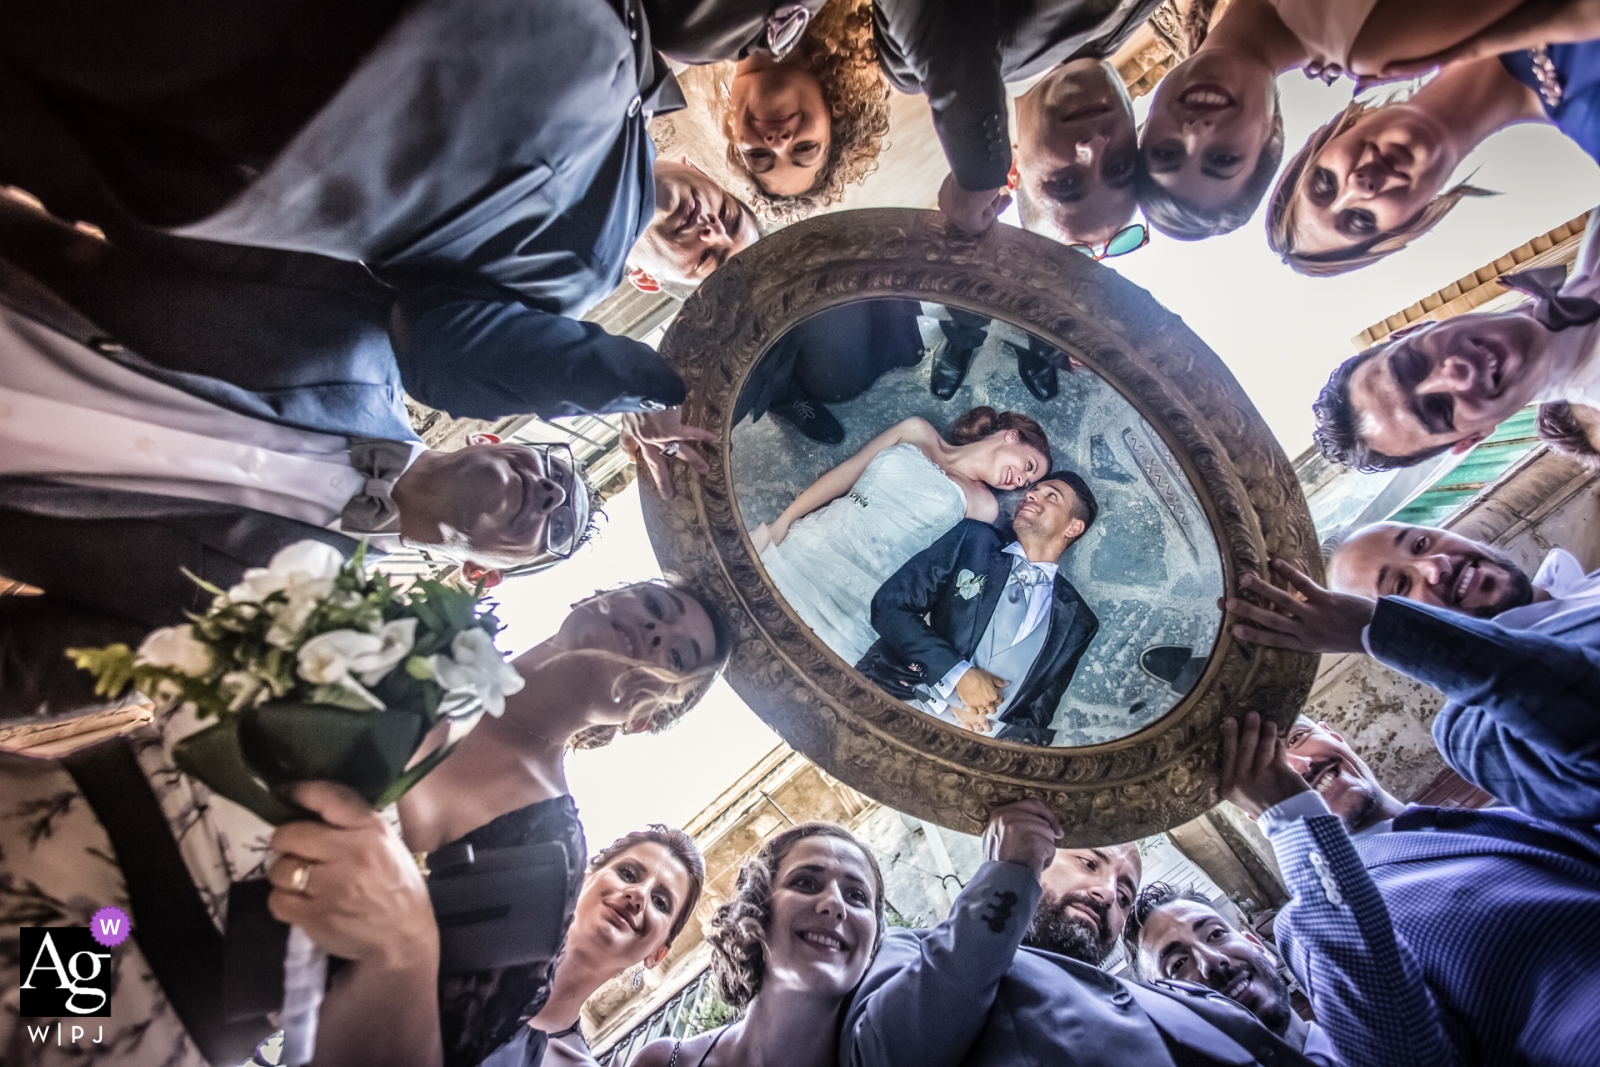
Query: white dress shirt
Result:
<box><xmin>1536</xmin><ymin>241</ymin><xmax>1600</xmax><ymax>409</ymax></box>
<box><xmin>0</xmin><ymin>303</ymin><xmax>421</xmax><ymax>535</ymax></box>
<box><xmin>921</xmin><ymin>543</ymin><xmax>1058</xmax><ymax>718</ymax></box>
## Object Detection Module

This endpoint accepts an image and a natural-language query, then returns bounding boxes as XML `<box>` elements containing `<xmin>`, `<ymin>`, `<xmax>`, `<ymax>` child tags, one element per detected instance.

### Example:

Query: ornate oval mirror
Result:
<box><xmin>643</xmin><ymin>209</ymin><xmax>1320</xmax><ymax>843</ymax></box>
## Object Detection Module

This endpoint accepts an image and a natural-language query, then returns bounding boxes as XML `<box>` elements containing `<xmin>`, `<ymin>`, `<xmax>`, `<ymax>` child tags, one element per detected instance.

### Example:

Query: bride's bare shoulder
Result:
<box><xmin>890</xmin><ymin>416</ymin><xmax>938</xmax><ymax>444</ymax></box>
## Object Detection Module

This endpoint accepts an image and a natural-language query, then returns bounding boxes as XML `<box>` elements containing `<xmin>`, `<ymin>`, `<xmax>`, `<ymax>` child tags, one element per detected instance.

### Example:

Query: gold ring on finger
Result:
<box><xmin>289</xmin><ymin>860</ymin><xmax>313</xmax><ymax>895</ymax></box>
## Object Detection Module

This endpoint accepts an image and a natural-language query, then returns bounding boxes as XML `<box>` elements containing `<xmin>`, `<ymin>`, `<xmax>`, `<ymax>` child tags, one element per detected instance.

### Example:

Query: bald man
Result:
<box><xmin>1221</xmin><ymin>524</ymin><xmax>1600</xmax><ymax>828</ymax></box>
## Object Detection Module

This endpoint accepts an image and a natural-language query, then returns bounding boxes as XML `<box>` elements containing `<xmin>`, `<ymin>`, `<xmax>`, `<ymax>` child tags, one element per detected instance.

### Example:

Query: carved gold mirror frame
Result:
<box><xmin>642</xmin><ymin>209</ymin><xmax>1321</xmax><ymax>842</ymax></box>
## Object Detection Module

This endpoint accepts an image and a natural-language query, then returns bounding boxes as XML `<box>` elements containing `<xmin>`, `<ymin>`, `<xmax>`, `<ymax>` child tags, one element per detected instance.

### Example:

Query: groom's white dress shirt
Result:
<box><xmin>1536</xmin><ymin>230</ymin><xmax>1600</xmax><ymax>409</ymax></box>
<box><xmin>918</xmin><ymin>542</ymin><xmax>1057</xmax><ymax>722</ymax></box>
<box><xmin>0</xmin><ymin>302</ymin><xmax>421</xmax><ymax>535</ymax></box>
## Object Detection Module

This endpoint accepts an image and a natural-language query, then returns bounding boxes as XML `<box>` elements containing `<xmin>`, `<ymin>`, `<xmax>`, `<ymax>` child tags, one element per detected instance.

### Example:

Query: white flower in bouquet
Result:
<box><xmin>430</xmin><ymin>627</ymin><xmax>525</xmax><ymax>717</ymax></box>
<box><xmin>135</xmin><ymin>625</ymin><xmax>213</xmax><ymax>677</ymax></box>
<box><xmin>228</xmin><ymin>540</ymin><xmax>344</xmax><ymax>605</ymax></box>
<box><xmin>221</xmin><ymin>669</ymin><xmax>270</xmax><ymax>712</ymax></box>
<box><xmin>266</xmin><ymin>592</ymin><xmax>322</xmax><ymax>649</ymax></box>
<box><xmin>296</xmin><ymin>630</ymin><xmax>387</xmax><ymax>709</ymax></box>
<box><xmin>354</xmin><ymin>619</ymin><xmax>418</xmax><ymax>685</ymax></box>
<box><xmin>295</xmin><ymin>620</ymin><xmax>418</xmax><ymax>707</ymax></box>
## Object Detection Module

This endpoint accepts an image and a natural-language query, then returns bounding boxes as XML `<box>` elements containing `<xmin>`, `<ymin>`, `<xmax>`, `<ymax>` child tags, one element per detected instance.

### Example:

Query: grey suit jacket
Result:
<box><xmin>841</xmin><ymin>861</ymin><xmax>1316</xmax><ymax>1067</ymax></box>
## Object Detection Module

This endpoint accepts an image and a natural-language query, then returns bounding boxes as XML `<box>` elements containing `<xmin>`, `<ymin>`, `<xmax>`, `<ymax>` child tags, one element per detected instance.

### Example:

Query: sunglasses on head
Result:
<box><xmin>1066</xmin><ymin>223</ymin><xmax>1149</xmax><ymax>261</ymax></box>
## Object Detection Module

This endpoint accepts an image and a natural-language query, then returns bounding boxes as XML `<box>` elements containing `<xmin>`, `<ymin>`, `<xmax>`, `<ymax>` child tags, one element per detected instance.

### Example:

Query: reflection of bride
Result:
<box><xmin>751</xmin><ymin>407</ymin><xmax>1052</xmax><ymax>663</ymax></box>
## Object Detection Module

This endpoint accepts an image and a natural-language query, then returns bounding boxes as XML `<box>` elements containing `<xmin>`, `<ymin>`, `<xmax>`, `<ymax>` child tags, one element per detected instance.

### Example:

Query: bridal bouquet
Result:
<box><xmin>71</xmin><ymin>539</ymin><xmax>523</xmax><ymax>1065</ymax></box>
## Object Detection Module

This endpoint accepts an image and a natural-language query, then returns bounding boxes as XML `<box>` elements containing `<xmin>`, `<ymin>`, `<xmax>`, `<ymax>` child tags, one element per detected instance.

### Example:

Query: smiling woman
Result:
<box><xmin>631</xmin><ymin>823</ymin><xmax>886</xmax><ymax>1067</ymax></box>
<box><xmin>478</xmin><ymin>827</ymin><xmax>706</xmax><ymax>1067</ymax></box>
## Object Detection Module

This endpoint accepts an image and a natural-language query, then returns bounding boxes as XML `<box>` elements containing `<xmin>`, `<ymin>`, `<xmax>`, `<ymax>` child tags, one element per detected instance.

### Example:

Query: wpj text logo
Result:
<box><xmin>18</xmin><ymin>907</ymin><xmax>130</xmax><ymax>1022</ymax></box>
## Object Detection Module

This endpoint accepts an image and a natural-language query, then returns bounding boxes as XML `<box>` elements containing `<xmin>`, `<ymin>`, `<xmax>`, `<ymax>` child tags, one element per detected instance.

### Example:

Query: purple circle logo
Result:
<box><xmin>90</xmin><ymin>906</ymin><xmax>131</xmax><ymax>948</ymax></box>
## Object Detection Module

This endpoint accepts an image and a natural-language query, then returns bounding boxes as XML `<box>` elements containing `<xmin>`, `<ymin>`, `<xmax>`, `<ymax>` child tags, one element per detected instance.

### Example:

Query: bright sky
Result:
<box><xmin>496</xmin><ymin>72</ymin><xmax>1600</xmax><ymax>848</ymax></box>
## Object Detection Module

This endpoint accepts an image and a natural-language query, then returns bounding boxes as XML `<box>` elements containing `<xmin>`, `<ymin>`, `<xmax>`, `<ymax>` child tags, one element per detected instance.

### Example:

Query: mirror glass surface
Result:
<box><xmin>731</xmin><ymin>298</ymin><xmax>1223</xmax><ymax>748</ymax></box>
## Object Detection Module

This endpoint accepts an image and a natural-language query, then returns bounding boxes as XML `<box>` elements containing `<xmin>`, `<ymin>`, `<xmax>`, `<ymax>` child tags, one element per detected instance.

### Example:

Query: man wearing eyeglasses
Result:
<box><xmin>0</xmin><ymin>202</ymin><xmax>594</xmax><ymax>718</ymax></box>
<box><xmin>1012</xmin><ymin>58</ymin><xmax>1149</xmax><ymax>255</ymax></box>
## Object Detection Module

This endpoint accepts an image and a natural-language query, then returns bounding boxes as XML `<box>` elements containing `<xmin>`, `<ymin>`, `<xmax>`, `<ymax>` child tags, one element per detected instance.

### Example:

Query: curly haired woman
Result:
<box><xmin>632</xmin><ymin>823</ymin><xmax>885</xmax><ymax>1067</ymax></box>
<box><xmin>726</xmin><ymin>0</ymin><xmax>1157</xmax><ymax>230</ymax></box>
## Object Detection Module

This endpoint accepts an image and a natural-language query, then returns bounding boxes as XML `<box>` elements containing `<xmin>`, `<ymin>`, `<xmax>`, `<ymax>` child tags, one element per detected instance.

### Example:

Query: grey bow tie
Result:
<box><xmin>1501</xmin><ymin>265</ymin><xmax>1600</xmax><ymax>332</ymax></box>
<box><xmin>340</xmin><ymin>438</ymin><xmax>411</xmax><ymax>534</ymax></box>
<box><xmin>1007</xmin><ymin>559</ymin><xmax>1050</xmax><ymax>602</ymax></box>
<box><xmin>762</xmin><ymin>3</ymin><xmax>812</xmax><ymax>58</ymax></box>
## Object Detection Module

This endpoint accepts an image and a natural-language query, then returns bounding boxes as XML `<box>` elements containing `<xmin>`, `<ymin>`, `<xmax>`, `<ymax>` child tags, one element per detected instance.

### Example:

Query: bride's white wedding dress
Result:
<box><xmin>760</xmin><ymin>442</ymin><xmax>968</xmax><ymax>664</ymax></box>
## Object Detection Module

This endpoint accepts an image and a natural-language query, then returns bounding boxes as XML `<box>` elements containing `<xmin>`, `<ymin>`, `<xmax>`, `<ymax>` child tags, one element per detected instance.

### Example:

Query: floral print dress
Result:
<box><xmin>1</xmin><ymin>702</ymin><xmax>584</xmax><ymax>1067</ymax></box>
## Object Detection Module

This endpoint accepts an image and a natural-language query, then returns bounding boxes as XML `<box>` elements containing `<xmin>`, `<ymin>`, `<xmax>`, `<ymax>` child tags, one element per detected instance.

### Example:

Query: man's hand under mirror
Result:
<box><xmin>1223</xmin><ymin>558</ymin><xmax>1375</xmax><ymax>655</ymax></box>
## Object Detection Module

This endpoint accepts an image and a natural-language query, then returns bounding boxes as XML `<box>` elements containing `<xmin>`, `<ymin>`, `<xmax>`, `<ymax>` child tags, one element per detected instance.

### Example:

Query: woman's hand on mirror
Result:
<box><xmin>938</xmin><ymin>174</ymin><xmax>1012</xmax><ymax>235</ymax></box>
<box><xmin>1222</xmin><ymin>558</ymin><xmax>1373</xmax><ymax>655</ymax></box>
<box><xmin>1379</xmin><ymin>0</ymin><xmax>1600</xmax><ymax>79</ymax></box>
<box><xmin>621</xmin><ymin>409</ymin><xmax>715</xmax><ymax>499</ymax></box>
<box><xmin>1219</xmin><ymin>712</ymin><xmax>1311</xmax><ymax>819</ymax></box>
<box><xmin>954</xmin><ymin>666</ymin><xmax>1007</xmax><ymax>726</ymax></box>
<box><xmin>750</xmin><ymin>523</ymin><xmax>771</xmax><ymax>553</ymax></box>
<box><xmin>982</xmin><ymin>799</ymin><xmax>1063</xmax><ymax>874</ymax></box>
<box><xmin>267</xmin><ymin>782</ymin><xmax>438</xmax><ymax>971</ymax></box>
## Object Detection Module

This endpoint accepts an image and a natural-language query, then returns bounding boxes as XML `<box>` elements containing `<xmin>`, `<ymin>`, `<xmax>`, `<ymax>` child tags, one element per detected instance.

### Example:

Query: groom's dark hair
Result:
<box><xmin>1040</xmin><ymin>470</ymin><xmax>1098</xmax><ymax>533</ymax></box>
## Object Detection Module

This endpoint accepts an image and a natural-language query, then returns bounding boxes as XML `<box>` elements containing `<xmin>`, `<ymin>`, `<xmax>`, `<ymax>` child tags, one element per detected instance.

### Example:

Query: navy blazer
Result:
<box><xmin>872</xmin><ymin>0</ymin><xmax>1163</xmax><ymax>191</ymax></box>
<box><xmin>857</xmin><ymin>519</ymin><xmax>1098</xmax><ymax>746</ymax></box>
<box><xmin>841</xmin><ymin>860</ymin><xmax>1317</xmax><ymax>1067</ymax></box>
<box><xmin>0</xmin><ymin>0</ymin><xmax>690</xmax><ymax>422</ymax></box>
<box><xmin>1366</xmin><ymin>595</ymin><xmax>1600</xmax><ymax>829</ymax></box>
<box><xmin>1272</xmin><ymin>805</ymin><xmax>1600</xmax><ymax>1067</ymax></box>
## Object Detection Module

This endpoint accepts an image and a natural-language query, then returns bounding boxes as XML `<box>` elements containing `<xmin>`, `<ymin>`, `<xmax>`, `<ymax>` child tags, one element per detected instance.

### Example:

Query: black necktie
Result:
<box><xmin>340</xmin><ymin>438</ymin><xmax>411</xmax><ymax>533</ymax></box>
<box><xmin>1501</xmin><ymin>265</ymin><xmax>1600</xmax><ymax>332</ymax></box>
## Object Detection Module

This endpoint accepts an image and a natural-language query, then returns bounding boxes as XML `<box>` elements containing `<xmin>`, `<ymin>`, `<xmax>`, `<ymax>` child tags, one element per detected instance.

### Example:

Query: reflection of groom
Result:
<box><xmin>857</xmin><ymin>472</ymin><xmax>1100</xmax><ymax>746</ymax></box>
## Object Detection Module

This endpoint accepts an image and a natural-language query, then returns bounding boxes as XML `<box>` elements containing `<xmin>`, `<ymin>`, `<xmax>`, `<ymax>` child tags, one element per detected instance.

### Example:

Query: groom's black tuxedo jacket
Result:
<box><xmin>0</xmin><ymin>226</ymin><xmax>369</xmax><ymax>718</ymax></box>
<box><xmin>856</xmin><ymin>519</ymin><xmax>1098</xmax><ymax>746</ymax></box>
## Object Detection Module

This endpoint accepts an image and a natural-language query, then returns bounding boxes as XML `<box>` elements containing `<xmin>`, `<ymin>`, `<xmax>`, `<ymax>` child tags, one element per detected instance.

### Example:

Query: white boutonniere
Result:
<box><xmin>956</xmin><ymin>569</ymin><xmax>986</xmax><ymax>600</ymax></box>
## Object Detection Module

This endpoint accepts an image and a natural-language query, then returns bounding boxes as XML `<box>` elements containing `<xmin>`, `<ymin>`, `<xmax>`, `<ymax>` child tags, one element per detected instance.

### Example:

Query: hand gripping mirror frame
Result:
<box><xmin>640</xmin><ymin>208</ymin><xmax>1320</xmax><ymax>843</ymax></box>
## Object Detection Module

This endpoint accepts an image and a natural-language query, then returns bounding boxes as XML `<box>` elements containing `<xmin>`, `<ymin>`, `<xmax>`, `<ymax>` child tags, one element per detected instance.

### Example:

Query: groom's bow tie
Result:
<box><xmin>340</xmin><ymin>438</ymin><xmax>411</xmax><ymax>534</ymax></box>
<box><xmin>1007</xmin><ymin>558</ymin><xmax>1051</xmax><ymax>601</ymax></box>
<box><xmin>1501</xmin><ymin>265</ymin><xmax>1600</xmax><ymax>332</ymax></box>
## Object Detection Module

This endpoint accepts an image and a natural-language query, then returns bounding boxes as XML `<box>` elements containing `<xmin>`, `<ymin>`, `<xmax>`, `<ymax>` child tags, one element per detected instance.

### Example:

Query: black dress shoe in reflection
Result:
<box><xmin>771</xmin><ymin>394</ymin><xmax>845</xmax><ymax>444</ymax></box>
<box><xmin>1013</xmin><ymin>342</ymin><xmax>1059</xmax><ymax>401</ymax></box>
<box><xmin>1139</xmin><ymin>645</ymin><xmax>1207</xmax><ymax>695</ymax></box>
<box><xmin>929</xmin><ymin>338</ymin><xmax>979</xmax><ymax>399</ymax></box>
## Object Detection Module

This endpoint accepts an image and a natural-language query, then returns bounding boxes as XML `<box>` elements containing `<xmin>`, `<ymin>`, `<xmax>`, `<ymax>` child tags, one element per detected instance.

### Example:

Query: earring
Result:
<box><xmin>632</xmin><ymin>968</ymin><xmax>644</xmax><ymax>991</ymax></box>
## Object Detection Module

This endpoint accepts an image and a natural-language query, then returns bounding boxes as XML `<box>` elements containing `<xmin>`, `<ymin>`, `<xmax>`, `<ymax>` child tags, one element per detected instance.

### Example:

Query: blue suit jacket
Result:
<box><xmin>856</xmin><ymin>519</ymin><xmax>1099</xmax><ymax>746</ymax></box>
<box><xmin>841</xmin><ymin>861</ymin><xmax>1316</xmax><ymax>1067</ymax></box>
<box><xmin>1366</xmin><ymin>595</ymin><xmax>1600</xmax><ymax>828</ymax></box>
<box><xmin>1273</xmin><ymin>806</ymin><xmax>1600</xmax><ymax>1067</ymax></box>
<box><xmin>0</xmin><ymin>0</ymin><xmax>688</xmax><ymax>422</ymax></box>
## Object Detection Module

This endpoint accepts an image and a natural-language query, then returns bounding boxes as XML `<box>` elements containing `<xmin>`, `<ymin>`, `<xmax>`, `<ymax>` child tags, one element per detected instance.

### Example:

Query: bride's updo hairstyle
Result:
<box><xmin>951</xmin><ymin>406</ymin><xmax>1052</xmax><ymax>466</ymax></box>
<box><xmin>705</xmin><ymin>823</ymin><xmax>886</xmax><ymax>1009</ymax></box>
<box><xmin>567</xmin><ymin>580</ymin><xmax>734</xmax><ymax>750</ymax></box>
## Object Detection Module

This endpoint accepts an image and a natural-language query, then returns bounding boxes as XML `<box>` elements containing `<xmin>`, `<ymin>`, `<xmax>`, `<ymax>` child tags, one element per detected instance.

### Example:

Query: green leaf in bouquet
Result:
<box><xmin>171</xmin><ymin>720</ymin><xmax>308</xmax><ymax>825</ymax></box>
<box><xmin>238</xmin><ymin>703</ymin><xmax>431</xmax><ymax>808</ymax></box>
<box><xmin>373</xmin><ymin>738</ymin><xmax>459</xmax><ymax>809</ymax></box>
<box><xmin>179</xmin><ymin>566</ymin><xmax>227</xmax><ymax>600</ymax></box>
<box><xmin>309</xmin><ymin>682</ymin><xmax>381</xmax><ymax>712</ymax></box>
<box><xmin>65</xmin><ymin>644</ymin><xmax>139</xmax><ymax>699</ymax></box>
